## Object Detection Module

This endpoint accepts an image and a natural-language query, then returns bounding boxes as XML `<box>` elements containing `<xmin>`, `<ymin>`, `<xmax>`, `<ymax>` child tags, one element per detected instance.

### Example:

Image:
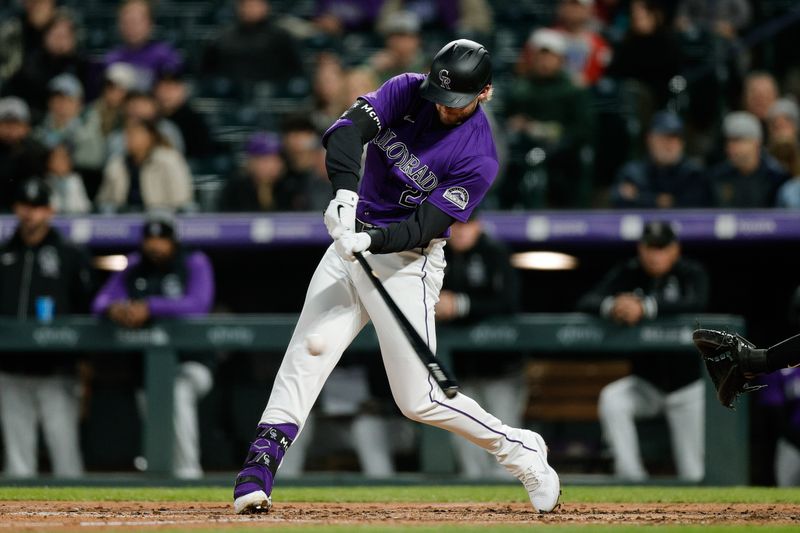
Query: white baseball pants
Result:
<box><xmin>260</xmin><ymin>243</ymin><xmax>532</xmax><ymax>470</ymax></box>
<box><xmin>172</xmin><ymin>361</ymin><xmax>214</xmax><ymax>479</ymax></box>
<box><xmin>775</xmin><ymin>438</ymin><xmax>800</xmax><ymax>486</ymax></box>
<box><xmin>598</xmin><ymin>375</ymin><xmax>704</xmax><ymax>481</ymax></box>
<box><xmin>0</xmin><ymin>372</ymin><xmax>84</xmax><ymax>478</ymax></box>
<box><xmin>136</xmin><ymin>361</ymin><xmax>213</xmax><ymax>479</ymax></box>
<box><xmin>451</xmin><ymin>374</ymin><xmax>527</xmax><ymax>479</ymax></box>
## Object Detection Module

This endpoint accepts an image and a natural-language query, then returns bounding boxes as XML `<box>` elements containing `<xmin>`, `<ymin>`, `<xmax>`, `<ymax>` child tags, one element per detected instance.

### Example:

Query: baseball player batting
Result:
<box><xmin>233</xmin><ymin>40</ymin><xmax>560</xmax><ymax>514</ymax></box>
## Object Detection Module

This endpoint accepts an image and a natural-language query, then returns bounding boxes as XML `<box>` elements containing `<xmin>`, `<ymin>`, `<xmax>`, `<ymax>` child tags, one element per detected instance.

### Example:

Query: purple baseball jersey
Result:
<box><xmin>759</xmin><ymin>367</ymin><xmax>800</xmax><ymax>432</ymax></box>
<box><xmin>324</xmin><ymin>73</ymin><xmax>498</xmax><ymax>226</ymax></box>
<box><xmin>104</xmin><ymin>41</ymin><xmax>183</xmax><ymax>90</ymax></box>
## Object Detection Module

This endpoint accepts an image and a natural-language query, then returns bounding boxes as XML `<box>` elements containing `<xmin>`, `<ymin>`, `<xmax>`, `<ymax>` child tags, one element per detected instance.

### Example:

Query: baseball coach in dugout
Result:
<box><xmin>232</xmin><ymin>40</ymin><xmax>560</xmax><ymax>514</ymax></box>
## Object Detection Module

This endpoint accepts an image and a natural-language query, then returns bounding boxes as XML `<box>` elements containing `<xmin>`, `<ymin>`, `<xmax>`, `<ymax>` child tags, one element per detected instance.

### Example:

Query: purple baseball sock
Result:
<box><xmin>233</xmin><ymin>423</ymin><xmax>298</xmax><ymax>500</ymax></box>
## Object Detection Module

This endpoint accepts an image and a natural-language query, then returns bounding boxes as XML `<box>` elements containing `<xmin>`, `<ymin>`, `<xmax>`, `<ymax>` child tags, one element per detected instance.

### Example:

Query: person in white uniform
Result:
<box><xmin>578</xmin><ymin>221</ymin><xmax>709</xmax><ymax>481</ymax></box>
<box><xmin>233</xmin><ymin>39</ymin><xmax>560</xmax><ymax>514</ymax></box>
<box><xmin>0</xmin><ymin>178</ymin><xmax>93</xmax><ymax>478</ymax></box>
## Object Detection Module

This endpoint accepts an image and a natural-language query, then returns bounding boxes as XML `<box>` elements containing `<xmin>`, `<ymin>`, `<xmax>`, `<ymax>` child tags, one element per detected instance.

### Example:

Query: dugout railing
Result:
<box><xmin>0</xmin><ymin>313</ymin><xmax>746</xmax><ymax>484</ymax></box>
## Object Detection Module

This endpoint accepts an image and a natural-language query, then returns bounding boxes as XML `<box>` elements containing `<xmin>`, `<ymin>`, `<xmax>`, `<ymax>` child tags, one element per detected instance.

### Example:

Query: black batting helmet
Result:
<box><xmin>420</xmin><ymin>39</ymin><xmax>492</xmax><ymax>109</ymax></box>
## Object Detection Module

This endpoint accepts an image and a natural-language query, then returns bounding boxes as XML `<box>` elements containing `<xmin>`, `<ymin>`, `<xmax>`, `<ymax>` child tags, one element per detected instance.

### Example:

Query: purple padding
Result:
<box><xmin>234</xmin><ymin>423</ymin><xmax>299</xmax><ymax>500</ymax></box>
<box><xmin>3</xmin><ymin>210</ymin><xmax>800</xmax><ymax>248</ymax></box>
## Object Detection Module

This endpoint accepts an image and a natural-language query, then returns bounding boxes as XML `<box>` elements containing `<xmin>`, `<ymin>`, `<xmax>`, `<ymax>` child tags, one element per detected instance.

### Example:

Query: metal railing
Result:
<box><xmin>0</xmin><ymin>313</ymin><xmax>747</xmax><ymax>484</ymax></box>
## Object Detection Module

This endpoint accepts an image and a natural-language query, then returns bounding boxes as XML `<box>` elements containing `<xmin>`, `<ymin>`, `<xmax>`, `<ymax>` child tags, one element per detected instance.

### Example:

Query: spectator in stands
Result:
<box><xmin>218</xmin><ymin>132</ymin><xmax>292</xmax><ymax>212</ymax></box>
<box><xmin>0</xmin><ymin>0</ymin><xmax>57</xmax><ymax>84</ymax></box>
<box><xmin>578</xmin><ymin>221</ymin><xmax>709</xmax><ymax>481</ymax></box>
<box><xmin>154</xmin><ymin>68</ymin><xmax>216</xmax><ymax>160</ymax></box>
<box><xmin>108</xmin><ymin>91</ymin><xmax>185</xmax><ymax>157</ymax></box>
<box><xmin>504</xmin><ymin>28</ymin><xmax>593</xmax><ymax>208</ymax></box>
<box><xmin>759</xmin><ymin>368</ymin><xmax>800</xmax><ymax>486</ymax></box>
<box><xmin>768</xmin><ymin>98</ymin><xmax>799</xmax><ymax>146</ymax></box>
<box><xmin>0</xmin><ymin>97</ymin><xmax>48</xmax><ymax>212</ymax></box>
<box><xmin>675</xmin><ymin>0</ymin><xmax>751</xmax><ymax>40</ymax></box>
<box><xmin>343</xmin><ymin>67</ymin><xmax>380</xmax><ymax>105</ymax></box>
<box><xmin>81</xmin><ymin>63</ymin><xmax>140</xmax><ymax>200</ymax></box>
<box><xmin>0</xmin><ymin>177</ymin><xmax>93</xmax><ymax>478</ymax></box>
<box><xmin>367</xmin><ymin>11</ymin><xmax>426</xmax><ymax>83</ymax></box>
<box><xmin>92</xmin><ymin>215</ymin><xmax>215</xmax><ymax>479</ymax></box>
<box><xmin>313</xmin><ymin>0</ymin><xmax>385</xmax><ymax>35</ymax></box>
<box><xmin>34</xmin><ymin>74</ymin><xmax>105</xmax><ymax>174</ymax></box>
<box><xmin>96</xmin><ymin>117</ymin><xmax>193</xmax><ymax>212</ymax></box>
<box><xmin>516</xmin><ymin>0</ymin><xmax>611</xmax><ymax>86</ymax></box>
<box><xmin>3</xmin><ymin>9</ymin><xmax>90</xmax><ymax>120</ymax></box>
<box><xmin>85</xmin><ymin>63</ymin><xmax>139</xmax><ymax>139</ymax></box>
<box><xmin>310</xmin><ymin>53</ymin><xmax>349</xmax><ymax>134</ymax></box>
<box><xmin>606</xmin><ymin>0</ymin><xmax>682</xmax><ymax>116</ymax></box>
<box><xmin>610</xmin><ymin>111</ymin><xmax>711</xmax><ymax>208</ymax></box>
<box><xmin>709</xmin><ymin>111</ymin><xmax>788</xmax><ymax>207</ymax></box>
<box><xmin>766</xmin><ymin>100</ymin><xmax>800</xmax><ymax>207</ymax></box>
<box><xmin>743</xmin><ymin>72</ymin><xmax>779</xmax><ymax>134</ymax></box>
<box><xmin>556</xmin><ymin>0</ymin><xmax>611</xmax><ymax>86</ymax></box>
<box><xmin>377</xmin><ymin>0</ymin><xmax>493</xmax><ymax>36</ymax></box>
<box><xmin>774</xmin><ymin>143</ymin><xmax>800</xmax><ymax>209</ymax></box>
<box><xmin>45</xmin><ymin>143</ymin><xmax>91</xmax><ymax>214</ymax></box>
<box><xmin>201</xmin><ymin>0</ymin><xmax>304</xmax><ymax>83</ymax></box>
<box><xmin>282</xmin><ymin>116</ymin><xmax>329</xmax><ymax>211</ymax></box>
<box><xmin>103</xmin><ymin>0</ymin><xmax>183</xmax><ymax>91</ymax></box>
<box><xmin>594</xmin><ymin>0</ymin><xmax>629</xmax><ymax>42</ymax></box>
<box><xmin>436</xmin><ymin>214</ymin><xmax>522</xmax><ymax>479</ymax></box>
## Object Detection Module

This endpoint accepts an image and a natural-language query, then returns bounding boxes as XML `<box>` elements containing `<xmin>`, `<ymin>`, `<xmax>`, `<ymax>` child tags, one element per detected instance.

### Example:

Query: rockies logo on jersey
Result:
<box><xmin>443</xmin><ymin>186</ymin><xmax>469</xmax><ymax>209</ymax></box>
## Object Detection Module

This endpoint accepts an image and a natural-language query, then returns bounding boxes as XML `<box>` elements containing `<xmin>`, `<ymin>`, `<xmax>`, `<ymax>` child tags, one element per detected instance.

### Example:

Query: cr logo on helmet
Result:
<box><xmin>439</xmin><ymin>69</ymin><xmax>451</xmax><ymax>90</ymax></box>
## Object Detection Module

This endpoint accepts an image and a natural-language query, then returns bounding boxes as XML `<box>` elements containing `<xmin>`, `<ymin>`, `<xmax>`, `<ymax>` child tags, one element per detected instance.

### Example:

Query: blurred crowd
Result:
<box><xmin>3</xmin><ymin>0</ymin><xmax>800</xmax><ymax>214</ymax></box>
<box><xmin>3</xmin><ymin>0</ymin><xmax>800</xmax><ymax>485</ymax></box>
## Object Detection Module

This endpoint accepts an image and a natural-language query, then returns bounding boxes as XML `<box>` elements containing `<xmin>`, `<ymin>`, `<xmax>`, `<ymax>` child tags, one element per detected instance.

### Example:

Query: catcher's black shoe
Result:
<box><xmin>692</xmin><ymin>329</ymin><xmax>767</xmax><ymax>409</ymax></box>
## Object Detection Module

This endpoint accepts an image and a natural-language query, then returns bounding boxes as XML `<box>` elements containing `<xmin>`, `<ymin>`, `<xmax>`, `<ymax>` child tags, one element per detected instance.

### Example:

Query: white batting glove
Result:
<box><xmin>334</xmin><ymin>231</ymin><xmax>371</xmax><ymax>262</ymax></box>
<box><xmin>324</xmin><ymin>189</ymin><xmax>358</xmax><ymax>239</ymax></box>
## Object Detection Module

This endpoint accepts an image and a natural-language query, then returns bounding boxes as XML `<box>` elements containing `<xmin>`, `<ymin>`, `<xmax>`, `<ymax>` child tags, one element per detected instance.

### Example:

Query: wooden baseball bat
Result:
<box><xmin>354</xmin><ymin>252</ymin><xmax>459</xmax><ymax>399</ymax></box>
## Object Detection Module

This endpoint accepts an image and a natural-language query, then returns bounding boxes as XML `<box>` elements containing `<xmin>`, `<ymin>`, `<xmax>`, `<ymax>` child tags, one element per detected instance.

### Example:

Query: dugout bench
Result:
<box><xmin>0</xmin><ymin>313</ymin><xmax>746</xmax><ymax>484</ymax></box>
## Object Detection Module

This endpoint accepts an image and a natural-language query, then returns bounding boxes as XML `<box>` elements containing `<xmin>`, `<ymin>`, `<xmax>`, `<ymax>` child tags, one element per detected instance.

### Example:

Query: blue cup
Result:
<box><xmin>35</xmin><ymin>296</ymin><xmax>54</xmax><ymax>323</ymax></box>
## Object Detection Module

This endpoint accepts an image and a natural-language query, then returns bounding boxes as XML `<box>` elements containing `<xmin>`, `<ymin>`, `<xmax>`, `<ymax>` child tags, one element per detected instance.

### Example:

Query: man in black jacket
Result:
<box><xmin>0</xmin><ymin>177</ymin><xmax>93</xmax><ymax>478</ymax></box>
<box><xmin>201</xmin><ymin>0</ymin><xmax>304</xmax><ymax>83</ymax></box>
<box><xmin>154</xmin><ymin>69</ymin><xmax>216</xmax><ymax>160</ymax></box>
<box><xmin>709</xmin><ymin>111</ymin><xmax>789</xmax><ymax>207</ymax></box>
<box><xmin>610</xmin><ymin>111</ymin><xmax>712</xmax><ymax>208</ymax></box>
<box><xmin>0</xmin><ymin>97</ymin><xmax>48</xmax><ymax>211</ymax></box>
<box><xmin>577</xmin><ymin>220</ymin><xmax>709</xmax><ymax>481</ymax></box>
<box><xmin>436</xmin><ymin>215</ymin><xmax>522</xmax><ymax>479</ymax></box>
<box><xmin>218</xmin><ymin>132</ymin><xmax>294</xmax><ymax>212</ymax></box>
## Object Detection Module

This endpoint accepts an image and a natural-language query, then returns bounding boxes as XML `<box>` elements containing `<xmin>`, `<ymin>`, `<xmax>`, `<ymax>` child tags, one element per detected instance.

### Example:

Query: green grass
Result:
<box><xmin>1</xmin><ymin>485</ymin><xmax>800</xmax><ymax>504</ymax></box>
